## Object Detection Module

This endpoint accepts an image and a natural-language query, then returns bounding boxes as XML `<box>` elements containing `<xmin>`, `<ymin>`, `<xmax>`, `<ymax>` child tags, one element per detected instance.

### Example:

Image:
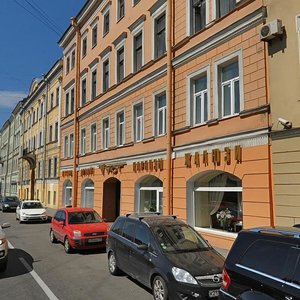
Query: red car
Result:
<box><xmin>50</xmin><ymin>207</ymin><xmax>109</xmax><ymax>253</ymax></box>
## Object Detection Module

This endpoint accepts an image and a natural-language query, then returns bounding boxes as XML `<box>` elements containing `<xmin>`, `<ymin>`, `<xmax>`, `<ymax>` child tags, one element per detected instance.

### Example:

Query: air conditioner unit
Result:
<box><xmin>260</xmin><ymin>19</ymin><xmax>283</xmax><ymax>41</ymax></box>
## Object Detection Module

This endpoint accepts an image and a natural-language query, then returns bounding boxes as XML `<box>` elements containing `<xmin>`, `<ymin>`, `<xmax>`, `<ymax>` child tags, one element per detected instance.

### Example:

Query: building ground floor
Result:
<box><xmin>59</xmin><ymin>129</ymin><xmax>272</xmax><ymax>249</ymax></box>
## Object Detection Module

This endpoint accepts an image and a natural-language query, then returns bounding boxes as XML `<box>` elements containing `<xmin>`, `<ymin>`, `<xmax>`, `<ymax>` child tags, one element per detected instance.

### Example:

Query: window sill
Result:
<box><xmin>195</xmin><ymin>227</ymin><xmax>238</xmax><ymax>239</ymax></box>
<box><xmin>116</xmin><ymin>16</ymin><xmax>124</xmax><ymax>24</ymax></box>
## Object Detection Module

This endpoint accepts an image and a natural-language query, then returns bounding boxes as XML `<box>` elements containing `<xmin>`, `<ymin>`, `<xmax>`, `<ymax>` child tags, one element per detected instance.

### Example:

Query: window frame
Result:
<box><xmin>116</xmin><ymin>43</ymin><xmax>125</xmax><ymax>84</ymax></box>
<box><xmin>82</xmin><ymin>33</ymin><xmax>88</xmax><ymax>58</ymax></box>
<box><xmin>115</xmin><ymin>109</ymin><xmax>125</xmax><ymax>146</ymax></box>
<box><xmin>64</xmin><ymin>135</ymin><xmax>69</xmax><ymax>158</ymax></box>
<box><xmin>69</xmin><ymin>133</ymin><xmax>74</xmax><ymax>157</ymax></box>
<box><xmin>132</xmin><ymin>100</ymin><xmax>144</xmax><ymax>142</ymax></box>
<box><xmin>152</xmin><ymin>4</ymin><xmax>167</xmax><ymax>59</ymax></box>
<box><xmin>90</xmin><ymin>65</ymin><xmax>98</xmax><ymax>100</ymax></box>
<box><xmin>102</xmin><ymin>56</ymin><xmax>110</xmax><ymax>93</ymax></box>
<box><xmin>153</xmin><ymin>90</ymin><xmax>167</xmax><ymax>137</ymax></box>
<box><xmin>117</xmin><ymin>0</ymin><xmax>125</xmax><ymax>21</ymax></box>
<box><xmin>81</xmin><ymin>75</ymin><xmax>87</xmax><ymax>107</ymax></box>
<box><xmin>188</xmin><ymin>0</ymin><xmax>209</xmax><ymax>36</ymax></box>
<box><xmin>91</xmin><ymin>23</ymin><xmax>98</xmax><ymax>48</ymax></box>
<box><xmin>132</xmin><ymin>24</ymin><xmax>144</xmax><ymax>73</ymax></box>
<box><xmin>80</xmin><ymin>128</ymin><xmax>86</xmax><ymax>155</ymax></box>
<box><xmin>90</xmin><ymin>122</ymin><xmax>97</xmax><ymax>152</ymax></box>
<box><xmin>103</xmin><ymin>7</ymin><xmax>110</xmax><ymax>36</ymax></box>
<box><xmin>102</xmin><ymin>116</ymin><xmax>110</xmax><ymax>150</ymax></box>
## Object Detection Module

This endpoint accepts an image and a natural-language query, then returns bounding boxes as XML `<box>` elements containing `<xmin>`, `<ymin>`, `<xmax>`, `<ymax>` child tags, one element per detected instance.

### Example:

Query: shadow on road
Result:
<box><xmin>0</xmin><ymin>248</ymin><xmax>34</xmax><ymax>279</ymax></box>
<box><xmin>127</xmin><ymin>276</ymin><xmax>152</xmax><ymax>295</ymax></box>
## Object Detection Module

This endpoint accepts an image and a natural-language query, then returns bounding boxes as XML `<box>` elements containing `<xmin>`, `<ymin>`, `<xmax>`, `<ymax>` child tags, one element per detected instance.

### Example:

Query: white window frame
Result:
<box><xmin>138</xmin><ymin>186</ymin><xmax>163</xmax><ymax>213</ymax></box>
<box><xmin>213</xmin><ymin>50</ymin><xmax>244</xmax><ymax>119</ymax></box>
<box><xmin>116</xmin><ymin>0</ymin><xmax>125</xmax><ymax>22</ymax></box>
<box><xmin>65</xmin><ymin>84</ymin><xmax>75</xmax><ymax>116</ymax></box>
<box><xmin>69</xmin><ymin>133</ymin><xmax>74</xmax><ymax>157</ymax></box>
<box><xmin>81</xmin><ymin>31</ymin><xmax>88</xmax><ymax>58</ymax></box>
<box><xmin>131</xmin><ymin>23</ymin><xmax>144</xmax><ymax>73</ymax></box>
<box><xmin>132</xmin><ymin>100</ymin><xmax>144</xmax><ymax>142</ymax></box>
<box><xmin>81</xmin><ymin>74</ymin><xmax>88</xmax><ymax>107</ymax></box>
<box><xmin>64</xmin><ymin>135</ymin><xmax>69</xmax><ymax>158</ymax></box>
<box><xmin>115</xmin><ymin>109</ymin><xmax>125</xmax><ymax>146</ymax></box>
<box><xmin>102</xmin><ymin>5</ymin><xmax>111</xmax><ymax>36</ymax></box>
<box><xmin>186</xmin><ymin>65</ymin><xmax>210</xmax><ymax>127</ymax></box>
<box><xmin>90</xmin><ymin>64</ymin><xmax>98</xmax><ymax>100</ymax></box>
<box><xmin>152</xmin><ymin>89</ymin><xmax>167</xmax><ymax>136</ymax></box>
<box><xmin>115</xmin><ymin>40</ymin><xmax>126</xmax><ymax>84</ymax></box>
<box><xmin>102</xmin><ymin>53</ymin><xmax>110</xmax><ymax>93</ymax></box>
<box><xmin>80</xmin><ymin>128</ymin><xmax>86</xmax><ymax>155</ymax></box>
<box><xmin>151</xmin><ymin>3</ymin><xmax>167</xmax><ymax>60</ymax></box>
<box><xmin>90</xmin><ymin>122</ymin><xmax>97</xmax><ymax>152</ymax></box>
<box><xmin>91</xmin><ymin>22</ymin><xmax>98</xmax><ymax>48</ymax></box>
<box><xmin>102</xmin><ymin>116</ymin><xmax>110</xmax><ymax>150</ymax></box>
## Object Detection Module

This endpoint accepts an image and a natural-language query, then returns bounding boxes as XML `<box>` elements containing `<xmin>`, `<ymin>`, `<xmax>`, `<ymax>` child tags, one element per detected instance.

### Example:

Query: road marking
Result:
<box><xmin>8</xmin><ymin>241</ymin><xmax>59</xmax><ymax>300</ymax></box>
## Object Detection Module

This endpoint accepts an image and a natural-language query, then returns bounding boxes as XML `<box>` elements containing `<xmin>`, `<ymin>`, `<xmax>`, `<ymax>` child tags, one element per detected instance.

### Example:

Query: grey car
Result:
<box><xmin>0</xmin><ymin>222</ymin><xmax>10</xmax><ymax>271</ymax></box>
<box><xmin>0</xmin><ymin>196</ymin><xmax>20</xmax><ymax>212</ymax></box>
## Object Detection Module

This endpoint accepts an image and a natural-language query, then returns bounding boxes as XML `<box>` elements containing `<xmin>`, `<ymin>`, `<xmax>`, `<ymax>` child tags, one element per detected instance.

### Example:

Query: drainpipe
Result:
<box><xmin>42</xmin><ymin>77</ymin><xmax>48</xmax><ymax>203</ymax></box>
<box><xmin>166</xmin><ymin>0</ymin><xmax>174</xmax><ymax>215</ymax></box>
<box><xmin>4</xmin><ymin>121</ymin><xmax>11</xmax><ymax>196</ymax></box>
<box><xmin>71</xmin><ymin>17</ymin><xmax>81</xmax><ymax>208</ymax></box>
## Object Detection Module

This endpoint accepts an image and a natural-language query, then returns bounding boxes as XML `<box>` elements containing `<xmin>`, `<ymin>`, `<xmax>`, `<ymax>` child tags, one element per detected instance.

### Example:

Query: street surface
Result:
<box><xmin>0</xmin><ymin>211</ymin><xmax>153</xmax><ymax>300</ymax></box>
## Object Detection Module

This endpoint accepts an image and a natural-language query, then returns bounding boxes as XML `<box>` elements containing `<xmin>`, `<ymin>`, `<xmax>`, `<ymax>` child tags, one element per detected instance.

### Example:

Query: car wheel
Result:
<box><xmin>108</xmin><ymin>251</ymin><xmax>121</xmax><ymax>275</ymax></box>
<box><xmin>50</xmin><ymin>229</ymin><xmax>58</xmax><ymax>243</ymax></box>
<box><xmin>64</xmin><ymin>237</ymin><xmax>73</xmax><ymax>254</ymax></box>
<box><xmin>152</xmin><ymin>276</ymin><xmax>168</xmax><ymax>300</ymax></box>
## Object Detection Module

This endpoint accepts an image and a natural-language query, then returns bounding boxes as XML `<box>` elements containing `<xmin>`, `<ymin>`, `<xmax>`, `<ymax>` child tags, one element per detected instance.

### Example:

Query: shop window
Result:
<box><xmin>193</xmin><ymin>172</ymin><xmax>243</xmax><ymax>232</ymax></box>
<box><xmin>136</xmin><ymin>175</ymin><xmax>163</xmax><ymax>213</ymax></box>
<box><xmin>63</xmin><ymin>180</ymin><xmax>72</xmax><ymax>207</ymax></box>
<box><xmin>81</xmin><ymin>179</ymin><xmax>94</xmax><ymax>208</ymax></box>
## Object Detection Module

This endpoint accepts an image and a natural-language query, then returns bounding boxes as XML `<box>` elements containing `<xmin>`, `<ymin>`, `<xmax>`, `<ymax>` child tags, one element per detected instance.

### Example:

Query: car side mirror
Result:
<box><xmin>1</xmin><ymin>222</ymin><xmax>10</xmax><ymax>229</ymax></box>
<box><xmin>137</xmin><ymin>244</ymin><xmax>148</xmax><ymax>251</ymax></box>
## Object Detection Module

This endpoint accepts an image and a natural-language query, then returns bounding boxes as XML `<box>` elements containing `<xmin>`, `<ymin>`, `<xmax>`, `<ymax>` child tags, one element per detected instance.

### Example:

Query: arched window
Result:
<box><xmin>188</xmin><ymin>171</ymin><xmax>243</xmax><ymax>233</ymax></box>
<box><xmin>81</xmin><ymin>179</ymin><xmax>94</xmax><ymax>208</ymax></box>
<box><xmin>63</xmin><ymin>180</ymin><xmax>72</xmax><ymax>207</ymax></box>
<box><xmin>135</xmin><ymin>176</ymin><xmax>163</xmax><ymax>213</ymax></box>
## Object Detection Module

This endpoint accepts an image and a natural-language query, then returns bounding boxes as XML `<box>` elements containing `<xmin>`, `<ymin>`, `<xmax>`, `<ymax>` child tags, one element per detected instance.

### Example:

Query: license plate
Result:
<box><xmin>208</xmin><ymin>290</ymin><xmax>219</xmax><ymax>298</ymax></box>
<box><xmin>88</xmin><ymin>238</ymin><xmax>102</xmax><ymax>243</ymax></box>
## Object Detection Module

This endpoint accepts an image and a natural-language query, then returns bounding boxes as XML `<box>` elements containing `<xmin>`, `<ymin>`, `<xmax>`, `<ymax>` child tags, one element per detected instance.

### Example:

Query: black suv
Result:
<box><xmin>219</xmin><ymin>227</ymin><xmax>300</xmax><ymax>300</ymax></box>
<box><xmin>107</xmin><ymin>214</ymin><xmax>224</xmax><ymax>300</ymax></box>
<box><xmin>0</xmin><ymin>196</ymin><xmax>20</xmax><ymax>212</ymax></box>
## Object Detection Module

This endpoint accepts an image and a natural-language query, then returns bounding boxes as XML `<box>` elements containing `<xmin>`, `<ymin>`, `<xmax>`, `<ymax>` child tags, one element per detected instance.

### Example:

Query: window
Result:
<box><xmin>135</xmin><ymin>224</ymin><xmax>150</xmax><ymax>246</ymax></box>
<box><xmin>48</xmin><ymin>159</ymin><xmax>51</xmax><ymax>178</ymax></box>
<box><xmin>65</xmin><ymin>93</ymin><xmax>70</xmax><ymax>116</ymax></box>
<box><xmin>116</xmin><ymin>110</ymin><xmax>125</xmax><ymax>146</ymax></box>
<box><xmin>38</xmin><ymin>161</ymin><xmax>41</xmax><ymax>178</ymax></box>
<box><xmin>103</xmin><ymin>59</ymin><xmax>110</xmax><ymax>92</ymax></box>
<box><xmin>70</xmin><ymin>88</ymin><xmax>75</xmax><ymax>114</ymax></box>
<box><xmin>71</xmin><ymin>49</ymin><xmax>75</xmax><ymax>69</ymax></box>
<box><xmin>39</xmin><ymin>131</ymin><xmax>43</xmax><ymax>147</ymax></box>
<box><xmin>219</xmin><ymin>61</ymin><xmax>240</xmax><ymax>117</ymax></box>
<box><xmin>82</xmin><ymin>36</ymin><xmax>87</xmax><ymax>57</ymax></box>
<box><xmin>155</xmin><ymin>93</ymin><xmax>166</xmax><ymax>136</ymax></box>
<box><xmin>103</xmin><ymin>10</ymin><xmax>110</xmax><ymax>35</ymax></box>
<box><xmin>133</xmin><ymin>0</ymin><xmax>140</xmax><ymax>5</ymax></box>
<box><xmin>48</xmin><ymin>191</ymin><xmax>51</xmax><ymax>205</ymax></box>
<box><xmin>117</xmin><ymin>46</ymin><xmax>125</xmax><ymax>83</ymax></box>
<box><xmin>122</xmin><ymin>221</ymin><xmax>135</xmax><ymax>242</ymax></box>
<box><xmin>91</xmin><ymin>123</ymin><xmax>97</xmax><ymax>152</ymax></box>
<box><xmin>53</xmin><ymin>157</ymin><xmax>57</xmax><ymax>177</ymax></box>
<box><xmin>134</xmin><ymin>32</ymin><xmax>143</xmax><ymax>72</ymax></box>
<box><xmin>192</xmin><ymin>75</ymin><xmax>208</xmax><ymax>124</ymax></box>
<box><xmin>117</xmin><ymin>0</ymin><xmax>125</xmax><ymax>20</ymax></box>
<box><xmin>64</xmin><ymin>136</ymin><xmax>69</xmax><ymax>158</ymax></box>
<box><xmin>102</xmin><ymin>118</ymin><xmax>110</xmax><ymax>149</ymax></box>
<box><xmin>66</xmin><ymin>56</ymin><xmax>70</xmax><ymax>74</ymax></box>
<box><xmin>55</xmin><ymin>122</ymin><xmax>59</xmax><ymax>141</ymax></box>
<box><xmin>216</xmin><ymin>0</ymin><xmax>236</xmax><ymax>18</ymax></box>
<box><xmin>91</xmin><ymin>69</ymin><xmax>97</xmax><ymax>100</ymax></box>
<box><xmin>50</xmin><ymin>93</ymin><xmax>54</xmax><ymax>110</ymax></box>
<box><xmin>80</xmin><ymin>128</ymin><xmax>86</xmax><ymax>155</ymax></box>
<box><xmin>133</xmin><ymin>102</ymin><xmax>143</xmax><ymax>142</ymax></box>
<box><xmin>56</xmin><ymin>87</ymin><xmax>60</xmax><ymax>106</ymax></box>
<box><xmin>191</xmin><ymin>0</ymin><xmax>206</xmax><ymax>34</ymax></box>
<box><xmin>154</xmin><ymin>13</ymin><xmax>166</xmax><ymax>58</ymax></box>
<box><xmin>69</xmin><ymin>133</ymin><xmax>74</xmax><ymax>157</ymax></box>
<box><xmin>49</xmin><ymin>125</ymin><xmax>53</xmax><ymax>142</ymax></box>
<box><xmin>111</xmin><ymin>218</ymin><xmax>125</xmax><ymax>235</ymax></box>
<box><xmin>53</xmin><ymin>191</ymin><xmax>57</xmax><ymax>206</ymax></box>
<box><xmin>81</xmin><ymin>78</ymin><xmax>87</xmax><ymax>106</ymax></box>
<box><xmin>92</xmin><ymin>24</ymin><xmax>98</xmax><ymax>47</ymax></box>
<box><xmin>81</xmin><ymin>179</ymin><xmax>94</xmax><ymax>208</ymax></box>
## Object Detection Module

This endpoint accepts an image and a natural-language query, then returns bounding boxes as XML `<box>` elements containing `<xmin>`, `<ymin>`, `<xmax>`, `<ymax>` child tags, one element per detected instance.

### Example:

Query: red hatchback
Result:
<box><xmin>50</xmin><ymin>207</ymin><xmax>109</xmax><ymax>253</ymax></box>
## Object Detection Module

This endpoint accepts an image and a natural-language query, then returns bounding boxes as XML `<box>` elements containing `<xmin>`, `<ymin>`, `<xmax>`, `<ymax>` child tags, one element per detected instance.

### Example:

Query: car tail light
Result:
<box><xmin>222</xmin><ymin>268</ymin><xmax>231</xmax><ymax>290</ymax></box>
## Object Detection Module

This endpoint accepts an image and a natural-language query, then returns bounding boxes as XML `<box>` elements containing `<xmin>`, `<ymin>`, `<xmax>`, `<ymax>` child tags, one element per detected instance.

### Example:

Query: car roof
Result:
<box><xmin>247</xmin><ymin>226</ymin><xmax>300</xmax><ymax>239</ymax></box>
<box><xmin>22</xmin><ymin>200</ymin><xmax>41</xmax><ymax>203</ymax></box>
<box><xmin>59</xmin><ymin>207</ymin><xmax>95</xmax><ymax>213</ymax></box>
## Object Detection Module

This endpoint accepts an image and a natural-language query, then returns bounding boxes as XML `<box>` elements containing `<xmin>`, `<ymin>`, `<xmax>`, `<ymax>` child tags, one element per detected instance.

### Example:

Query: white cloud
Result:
<box><xmin>0</xmin><ymin>90</ymin><xmax>27</xmax><ymax>109</ymax></box>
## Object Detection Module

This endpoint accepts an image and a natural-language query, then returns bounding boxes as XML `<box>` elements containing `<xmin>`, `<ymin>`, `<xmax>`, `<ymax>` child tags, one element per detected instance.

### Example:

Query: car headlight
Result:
<box><xmin>21</xmin><ymin>212</ymin><xmax>27</xmax><ymax>216</ymax></box>
<box><xmin>172</xmin><ymin>267</ymin><xmax>198</xmax><ymax>285</ymax></box>
<box><xmin>73</xmin><ymin>230</ymin><xmax>81</xmax><ymax>237</ymax></box>
<box><xmin>4</xmin><ymin>204</ymin><xmax>9</xmax><ymax>207</ymax></box>
<box><xmin>0</xmin><ymin>238</ymin><xmax>6</xmax><ymax>245</ymax></box>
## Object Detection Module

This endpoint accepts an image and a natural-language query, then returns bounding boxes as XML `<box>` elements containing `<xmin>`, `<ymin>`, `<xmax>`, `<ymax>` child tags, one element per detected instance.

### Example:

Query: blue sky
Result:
<box><xmin>0</xmin><ymin>0</ymin><xmax>86</xmax><ymax>127</ymax></box>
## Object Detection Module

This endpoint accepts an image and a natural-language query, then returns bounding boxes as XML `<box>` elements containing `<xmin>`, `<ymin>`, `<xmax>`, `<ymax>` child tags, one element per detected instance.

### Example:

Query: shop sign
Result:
<box><xmin>184</xmin><ymin>146</ymin><xmax>242</xmax><ymax>168</ymax></box>
<box><xmin>133</xmin><ymin>159</ymin><xmax>163</xmax><ymax>172</ymax></box>
<box><xmin>80</xmin><ymin>168</ymin><xmax>94</xmax><ymax>177</ymax></box>
<box><xmin>62</xmin><ymin>170</ymin><xmax>73</xmax><ymax>177</ymax></box>
<box><xmin>99</xmin><ymin>164</ymin><xmax>126</xmax><ymax>175</ymax></box>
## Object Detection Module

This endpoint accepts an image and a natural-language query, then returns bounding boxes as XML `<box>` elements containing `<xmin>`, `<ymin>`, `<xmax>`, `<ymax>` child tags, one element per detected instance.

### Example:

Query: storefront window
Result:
<box><xmin>81</xmin><ymin>179</ymin><xmax>94</xmax><ymax>208</ymax></box>
<box><xmin>194</xmin><ymin>172</ymin><xmax>243</xmax><ymax>232</ymax></box>
<box><xmin>63</xmin><ymin>180</ymin><xmax>72</xmax><ymax>207</ymax></box>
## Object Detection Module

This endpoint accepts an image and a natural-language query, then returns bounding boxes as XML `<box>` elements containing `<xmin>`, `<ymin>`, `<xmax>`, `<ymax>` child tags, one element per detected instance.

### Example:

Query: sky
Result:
<box><xmin>0</xmin><ymin>0</ymin><xmax>86</xmax><ymax>128</ymax></box>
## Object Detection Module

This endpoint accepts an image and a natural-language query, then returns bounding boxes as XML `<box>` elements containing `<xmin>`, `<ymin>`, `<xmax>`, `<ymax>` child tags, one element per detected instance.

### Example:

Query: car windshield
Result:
<box><xmin>4</xmin><ymin>197</ymin><xmax>18</xmax><ymax>203</ymax></box>
<box><xmin>22</xmin><ymin>202</ymin><xmax>43</xmax><ymax>209</ymax></box>
<box><xmin>68</xmin><ymin>211</ymin><xmax>103</xmax><ymax>224</ymax></box>
<box><xmin>152</xmin><ymin>223</ymin><xmax>209</xmax><ymax>253</ymax></box>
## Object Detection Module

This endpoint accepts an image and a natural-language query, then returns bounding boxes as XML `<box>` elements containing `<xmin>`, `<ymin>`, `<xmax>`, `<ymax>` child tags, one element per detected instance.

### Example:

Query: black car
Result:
<box><xmin>107</xmin><ymin>214</ymin><xmax>225</xmax><ymax>300</ymax></box>
<box><xmin>219</xmin><ymin>227</ymin><xmax>300</xmax><ymax>300</ymax></box>
<box><xmin>0</xmin><ymin>196</ymin><xmax>20</xmax><ymax>212</ymax></box>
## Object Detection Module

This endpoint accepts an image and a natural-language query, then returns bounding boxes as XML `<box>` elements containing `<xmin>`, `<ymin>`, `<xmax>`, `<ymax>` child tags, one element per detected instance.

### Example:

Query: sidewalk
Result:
<box><xmin>46</xmin><ymin>207</ymin><xmax>57</xmax><ymax>218</ymax></box>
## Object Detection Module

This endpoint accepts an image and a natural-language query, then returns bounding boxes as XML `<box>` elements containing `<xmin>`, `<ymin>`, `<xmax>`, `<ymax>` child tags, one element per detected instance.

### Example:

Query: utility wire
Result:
<box><xmin>13</xmin><ymin>0</ymin><xmax>62</xmax><ymax>36</ymax></box>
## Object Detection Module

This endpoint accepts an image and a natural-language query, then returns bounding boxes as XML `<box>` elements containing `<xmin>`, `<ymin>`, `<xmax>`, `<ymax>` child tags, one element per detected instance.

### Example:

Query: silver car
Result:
<box><xmin>0</xmin><ymin>222</ymin><xmax>10</xmax><ymax>271</ymax></box>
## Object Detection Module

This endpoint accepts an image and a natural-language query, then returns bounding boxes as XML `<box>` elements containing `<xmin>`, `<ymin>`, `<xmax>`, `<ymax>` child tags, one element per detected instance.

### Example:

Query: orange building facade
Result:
<box><xmin>59</xmin><ymin>0</ymin><xmax>272</xmax><ymax>249</ymax></box>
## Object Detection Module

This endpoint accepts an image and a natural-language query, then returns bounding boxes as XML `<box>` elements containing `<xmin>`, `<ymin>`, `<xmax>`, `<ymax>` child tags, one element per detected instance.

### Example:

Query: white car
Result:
<box><xmin>0</xmin><ymin>222</ymin><xmax>10</xmax><ymax>271</ymax></box>
<box><xmin>16</xmin><ymin>200</ymin><xmax>48</xmax><ymax>223</ymax></box>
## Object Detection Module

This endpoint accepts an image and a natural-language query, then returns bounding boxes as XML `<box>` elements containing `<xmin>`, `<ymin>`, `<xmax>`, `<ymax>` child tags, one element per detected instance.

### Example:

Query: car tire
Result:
<box><xmin>64</xmin><ymin>237</ymin><xmax>73</xmax><ymax>254</ymax></box>
<box><xmin>108</xmin><ymin>251</ymin><xmax>121</xmax><ymax>275</ymax></box>
<box><xmin>50</xmin><ymin>229</ymin><xmax>58</xmax><ymax>243</ymax></box>
<box><xmin>152</xmin><ymin>275</ymin><xmax>168</xmax><ymax>300</ymax></box>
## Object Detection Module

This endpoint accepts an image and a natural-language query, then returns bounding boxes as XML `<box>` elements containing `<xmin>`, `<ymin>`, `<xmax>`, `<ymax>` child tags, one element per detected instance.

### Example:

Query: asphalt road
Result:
<box><xmin>0</xmin><ymin>211</ymin><xmax>153</xmax><ymax>300</ymax></box>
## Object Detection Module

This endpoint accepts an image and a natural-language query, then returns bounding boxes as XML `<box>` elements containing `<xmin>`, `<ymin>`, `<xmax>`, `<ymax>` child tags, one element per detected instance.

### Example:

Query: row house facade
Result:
<box><xmin>59</xmin><ymin>0</ymin><xmax>272</xmax><ymax>248</ymax></box>
<box><xmin>19</xmin><ymin>60</ymin><xmax>62</xmax><ymax>209</ymax></box>
<box><xmin>0</xmin><ymin>103</ymin><xmax>22</xmax><ymax>197</ymax></box>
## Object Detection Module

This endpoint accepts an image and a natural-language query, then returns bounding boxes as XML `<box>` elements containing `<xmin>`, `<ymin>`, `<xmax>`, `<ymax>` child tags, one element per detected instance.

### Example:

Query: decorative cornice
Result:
<box><xmin>271</xmin><ymin>127</ymin><xmax>300</xmax><ymax>140</ymax></box>
<box><xmin>239</xmin><ymin>104</ymin><xmax>270</xmax><ymax>118</ymax></box>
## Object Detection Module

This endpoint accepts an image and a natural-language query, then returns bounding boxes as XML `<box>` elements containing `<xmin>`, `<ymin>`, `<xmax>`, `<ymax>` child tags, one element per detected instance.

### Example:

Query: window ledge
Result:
<box><xmin>195</xmin><ymin>227</ymin><xmax>238</xmax><ymax>239</ymax></box>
